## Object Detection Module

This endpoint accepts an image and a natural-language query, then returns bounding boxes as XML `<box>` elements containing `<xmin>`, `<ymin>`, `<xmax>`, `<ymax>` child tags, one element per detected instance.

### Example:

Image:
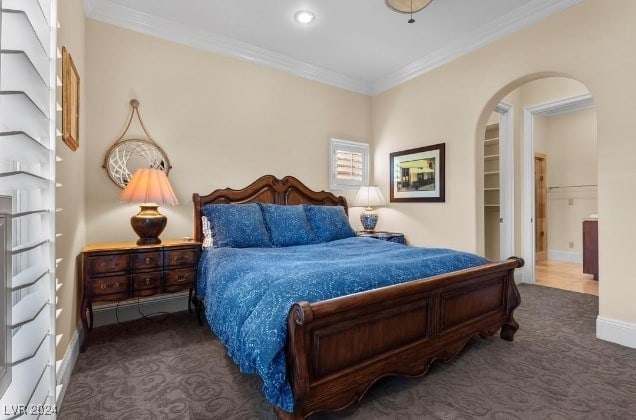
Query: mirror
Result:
<box><xmin>102</xmin><ymin>99</ymin><xmax>172</xmax><ymax>188</ymax></box>
<box><xmin>103</xmin><ymin>138</ymin><xmax>170</xmax><ymax>188</ymax></box>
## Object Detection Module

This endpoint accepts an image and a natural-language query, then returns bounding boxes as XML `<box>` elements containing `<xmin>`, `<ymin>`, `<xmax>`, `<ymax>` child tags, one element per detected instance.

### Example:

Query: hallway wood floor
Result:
<box><xmin>535</xmin><ymin>259</ymin><xmax>598</xmax><ymax>296</ymax></box>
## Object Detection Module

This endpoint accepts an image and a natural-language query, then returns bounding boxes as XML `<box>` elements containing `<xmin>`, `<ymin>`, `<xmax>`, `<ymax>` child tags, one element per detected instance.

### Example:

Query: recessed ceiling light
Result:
<box><xmin>294</xmin><ymin>10</ymin><xmax>315</xmax><ymax>24</ymax></box>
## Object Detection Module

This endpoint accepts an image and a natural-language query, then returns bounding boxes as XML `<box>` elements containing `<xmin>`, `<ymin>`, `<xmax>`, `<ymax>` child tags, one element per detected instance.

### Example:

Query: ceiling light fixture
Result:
<box><xmin>386</xmin><ymin>0</ymin><xmax>433</xmax><ymax>24</ymax></box>
<box><xmin>294</xmin><ymin>10</ymin><xmax>315</xmax><ymax>24</ymax></box>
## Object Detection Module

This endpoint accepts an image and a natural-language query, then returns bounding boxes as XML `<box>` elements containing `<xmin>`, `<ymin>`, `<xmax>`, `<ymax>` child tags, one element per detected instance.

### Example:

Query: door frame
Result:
<box><xmin>495</xmin><ymin>102</ymin><xmax>514</xmax><ymax>260</ymax></box>
<box><xmin>520</xmin><ymin>93</ymin><xmax>594</xmax><ymax>283</ymax></box>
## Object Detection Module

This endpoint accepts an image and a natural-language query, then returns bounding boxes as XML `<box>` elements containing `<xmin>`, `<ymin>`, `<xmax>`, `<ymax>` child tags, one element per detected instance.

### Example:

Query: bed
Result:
<box><xmin>192</xmin><ymin>174</ymin><xmax>523</xmax><ymax>419</ymax></box>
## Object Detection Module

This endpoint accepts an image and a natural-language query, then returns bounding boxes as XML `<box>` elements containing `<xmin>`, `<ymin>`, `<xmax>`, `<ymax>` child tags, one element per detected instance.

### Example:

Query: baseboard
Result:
<box><xmin>92</xmin><ymin>292</ymin><xmax>190</xmax><ymax>327</ymax></box>
<box><xmin>596</xmin><ymin>315</ymin><xmax>636</xmax><ymax>349</ymax></box>
<box><xmin>547</xmin><ymin>249</ymin><xmax>582</xmax><ymax>263</ymax></box>
<box><xmin>56</xmin><ymin>328</ymin><xmax>80</xmax><ymax>407</ymax></box>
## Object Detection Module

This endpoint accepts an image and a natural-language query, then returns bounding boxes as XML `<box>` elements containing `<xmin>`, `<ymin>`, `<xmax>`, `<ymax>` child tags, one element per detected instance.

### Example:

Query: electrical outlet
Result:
<box><xmin>568</xmin><ymin>199</ymin><xmax>574</xmax><ymax>205</ymax></box>
<box><xmin>569</xmin><ymin>241</ymin><xmax>574</xmax><ymax>248</ymax></box>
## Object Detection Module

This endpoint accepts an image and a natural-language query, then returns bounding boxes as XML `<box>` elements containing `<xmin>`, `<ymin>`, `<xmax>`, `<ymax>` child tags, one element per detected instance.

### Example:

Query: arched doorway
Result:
<box><xmin>477</xmin><ymin>76</ymin><xmax>598</xmax><ymax>295</ymax></box>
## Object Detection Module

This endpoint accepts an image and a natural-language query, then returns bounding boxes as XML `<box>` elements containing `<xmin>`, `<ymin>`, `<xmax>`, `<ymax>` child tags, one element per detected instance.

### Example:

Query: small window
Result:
<box><xmin>330</xmin><ymin>138</ymin><xmax>369</xmax><ymax>190</ymax></box>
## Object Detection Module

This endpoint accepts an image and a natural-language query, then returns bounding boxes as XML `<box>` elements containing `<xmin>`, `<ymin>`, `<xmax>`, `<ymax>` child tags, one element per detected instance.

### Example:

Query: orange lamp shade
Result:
<box><xmin>121</xmin><ymin>168</ymin><xmax>178</xmax><ymax>245</ymax></box>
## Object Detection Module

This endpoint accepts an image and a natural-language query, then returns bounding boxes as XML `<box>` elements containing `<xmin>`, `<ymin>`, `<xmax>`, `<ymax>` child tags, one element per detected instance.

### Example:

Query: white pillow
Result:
<box><xmin>201</xmin><ymin>215</ymin><xmax>213</xmax><ymax>248</ymax></box>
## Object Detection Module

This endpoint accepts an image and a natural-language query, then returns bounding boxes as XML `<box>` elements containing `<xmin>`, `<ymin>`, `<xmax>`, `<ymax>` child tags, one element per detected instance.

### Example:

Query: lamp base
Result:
<box><xmin>360</xmin><ymin>208</ymin><xmax>378</xmax><ymax>232</ymax></box>
<box><xmin>130</xmin><ymin>204</ymin><xmax>167</xmax><ymax>245</ymax></box>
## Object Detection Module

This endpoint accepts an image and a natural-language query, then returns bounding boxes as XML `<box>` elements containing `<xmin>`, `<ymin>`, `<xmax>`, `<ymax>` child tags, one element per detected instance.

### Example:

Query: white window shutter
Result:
<box><xmin>0</xmin><ymin>0</ymin><xmax>58</xmax><ymax>415</ymax></box>
<box><xmin>330</xmin><ymin>138</ymin><xmax>369</xmax><ymax>190</ymax></box>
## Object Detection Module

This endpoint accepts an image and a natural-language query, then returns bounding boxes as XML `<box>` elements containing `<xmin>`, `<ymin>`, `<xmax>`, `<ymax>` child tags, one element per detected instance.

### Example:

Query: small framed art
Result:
<box><xmin>390</xmin><ymin>143</ymin><xmax>445</xmax><ymax>202</ymax></box>
<box><xmin>62</xmin><ymin>46</ymin><xmax>80</xmax><ymax>151</ymax></box>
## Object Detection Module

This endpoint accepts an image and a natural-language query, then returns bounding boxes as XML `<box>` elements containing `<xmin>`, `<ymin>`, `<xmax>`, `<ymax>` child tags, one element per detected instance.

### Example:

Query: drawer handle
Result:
<box><xmin>100</xmin><ymin>283</ymin><xmax>106</xmax><ymax>289</ymax></box>
<box><xmin>174</xmin><ymin>256</ymin><xmax>187</xmax><ymax>263</ymax></box>
<box><xmin>114</xmin><ymin>282</ymin><xmax>120</xmax><ymax>288</ymax></box>
<box><xmin>145</xmin><ymin>278</ymin><xmax>150</xmax><ymax>285</ymax></box>
<box><xmin>144</xmin><ymin>257</ymin><xmax>152</xmax><ymax>265</ymax></box>
<box><xmin>100</xmin><ymin>262</ymin><xmax>116</xmax><ymax>271</ymax></box>
<box><xmin>177</xmin><ymin>275</ymin><xmax>188</xmax><ymax>283</ymax></box>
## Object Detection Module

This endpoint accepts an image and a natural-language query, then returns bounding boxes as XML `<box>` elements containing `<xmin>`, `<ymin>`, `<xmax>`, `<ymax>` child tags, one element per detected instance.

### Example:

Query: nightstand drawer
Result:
<box><xmin>132</xmin><ymin>251</ymin><xmax>162</xmax><ymax>270</ymax></box>
<box><xmin>165</xmin><ymin>248</ymin><xmax>198</xmax><ymax>268</ymax></box>
<box><xmin>89</xmin><ymin>275</ymin><xmax>129</xmax><ymax>297</ymax></box>
<box><xmin>87</xmin><ymin>254</ymin><xmax>129</xmax><ymax>276</ymax></box>
<box><xmin>164</xmin><ymin>268</ymin><xmax>196</xmax><ymax>292</ymax></box>
<box><xmin>132</xmin><ymin>272</ymin><xmax>162</xmax><ymax>296</ymax></box>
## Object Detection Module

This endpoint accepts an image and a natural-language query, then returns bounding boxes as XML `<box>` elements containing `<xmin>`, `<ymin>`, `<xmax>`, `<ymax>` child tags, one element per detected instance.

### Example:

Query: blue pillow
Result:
<box><xmin>303</xmin><ymin>205</ymin><xmax>356</xmax><ymax>242</ymax></box>
<box><xmin>201</xmin><ymin>203</ymin><xmax>272</xmax><ymax>248</ymax></box>
<box><xmin>259</xmin><ymin>204</ymin><xmax>319</xmax><ymax>247</ymax></box>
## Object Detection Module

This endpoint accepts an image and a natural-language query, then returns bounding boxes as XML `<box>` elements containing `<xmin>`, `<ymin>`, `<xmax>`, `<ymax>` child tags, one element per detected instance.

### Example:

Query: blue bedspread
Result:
<box><xmin>197</xmin><ymin>237</ymin><xmax>488</xmax><ymax>412</ymax></box>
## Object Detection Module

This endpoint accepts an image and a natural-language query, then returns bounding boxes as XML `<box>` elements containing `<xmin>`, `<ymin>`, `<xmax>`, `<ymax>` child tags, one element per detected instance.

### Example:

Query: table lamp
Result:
<box><xmin>120</xmin><ymin>168</ymin><xmax>179</xmax><ymax>245</ymax></box>
<box><xmin>353</xmin><ymin>185</ymin><xmax>387</xmax><ymax>232</ymax></box>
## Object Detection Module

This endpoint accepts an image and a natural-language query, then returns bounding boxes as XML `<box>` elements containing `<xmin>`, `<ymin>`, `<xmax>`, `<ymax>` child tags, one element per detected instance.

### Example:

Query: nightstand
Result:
<box><xmin>78</xmin><ymin>239</ymin><xmax>201</xmax><ymax>352</ymax></box>
<box><xmin>357</xmin><ymin>231</ymin><xmax>405</xmax><ymax>245</ymax></box>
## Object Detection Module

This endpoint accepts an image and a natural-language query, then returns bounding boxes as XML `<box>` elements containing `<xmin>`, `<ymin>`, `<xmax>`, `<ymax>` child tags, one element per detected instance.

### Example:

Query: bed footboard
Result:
<box><xmin>279</xmin><ymin>257</ymin><xmax>523</xmax><ymax>419</ymax></box>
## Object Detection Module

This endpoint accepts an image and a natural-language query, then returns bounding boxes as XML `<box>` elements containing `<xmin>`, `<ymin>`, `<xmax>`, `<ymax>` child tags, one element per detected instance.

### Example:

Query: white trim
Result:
<box><xmin>536</xmin><ymin>94</ymin><xmax>594</xmax><ymax>117</ymax></box>
<box><xmin>55</xmin><ymin>328</ymin><xmax>79</xmax><ymax>407</ymax></box>
<box><xmin>547</xmin><ymin>249</ymin><xmax>582</xmax><ymax>263</ymax></box>
<box><xmin>91</xmin><ymin>292</ymin><xmax>190</xmax><ymax>328</ymax></box>
<box><xmin>521</xmin><ymin>93</ymin><xmax>594</xmax><ymax>284</ymax></box>
<box><xmin>84</xmin><ymin>0</ymin><xmax>582</xmax><ymax>96</ymax></box>
<box><xmin>596</xmin><ymin>316</ymin><xmax>636</xmax><ymax>349</ymax></box>
<box><xmin>495</xmin><ymin>102</ymin><xmax>514</xmax><ymax>260</ymax></box>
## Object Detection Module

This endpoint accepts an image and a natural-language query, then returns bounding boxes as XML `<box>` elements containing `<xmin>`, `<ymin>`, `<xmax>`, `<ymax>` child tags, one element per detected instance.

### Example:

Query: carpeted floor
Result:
<box><xmin>59</xmin><ymin>285</ymin><xmax>636</xmax><ymax>419</ymax></box>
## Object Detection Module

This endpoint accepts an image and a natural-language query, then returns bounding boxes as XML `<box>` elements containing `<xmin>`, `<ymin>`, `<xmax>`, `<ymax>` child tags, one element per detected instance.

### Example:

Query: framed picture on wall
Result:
<box><xmin>390</xmin><ymin>143</ymin><xmax>445</xmax><ymax>202</ymax></box>
<box><xmin>62</xmin><ymin>46</ymin><xmax>80</xmax><ymax>151</ymax></box>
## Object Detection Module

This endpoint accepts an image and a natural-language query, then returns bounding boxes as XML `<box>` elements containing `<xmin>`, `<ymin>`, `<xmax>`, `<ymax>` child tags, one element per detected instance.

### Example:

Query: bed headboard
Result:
<box><xmin>192</xmin><ymin>175</ymin><xmax>349</xmax><ymax>242</ymax></box>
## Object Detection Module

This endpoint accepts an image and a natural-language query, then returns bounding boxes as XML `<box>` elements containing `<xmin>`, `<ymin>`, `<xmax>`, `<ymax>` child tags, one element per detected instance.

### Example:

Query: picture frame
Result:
<box><xmin>390</xmin><ymin>143</ymin><xmax>445</xmax><ymax>202</ymax></box>
<box><xmin>62</xmin><ymin>46</ymin><xmax>79</xmax><ymax>151</ymax></box>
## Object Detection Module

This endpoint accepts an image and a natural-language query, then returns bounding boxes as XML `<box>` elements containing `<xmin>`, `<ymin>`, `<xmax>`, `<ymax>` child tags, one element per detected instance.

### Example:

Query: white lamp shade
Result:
<box><xmin>353</xmin><ymin>186</ymin><xmax>387</xmax><ymax>208</ymax></box>
<box><xmin>120</xmin><ymin>168</ymin><xmax>179</xmax><ymax>206</ymax></box>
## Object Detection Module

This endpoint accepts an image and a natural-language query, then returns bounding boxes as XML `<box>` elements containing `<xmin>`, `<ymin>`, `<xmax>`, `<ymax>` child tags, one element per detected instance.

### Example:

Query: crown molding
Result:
<box><xmin>371</xmin><ymin>0</ymin><xmax>583</xmax><ymax>94</ymax></box>
<box><xmin>85</xmin><ymin>0</ymin><xmax>581</xmax><ymax>97</ymax></box>
<box><xmin>85</xmin><ymin>1</ymin><xmax>373</xmax><ymax>95</ymax></box>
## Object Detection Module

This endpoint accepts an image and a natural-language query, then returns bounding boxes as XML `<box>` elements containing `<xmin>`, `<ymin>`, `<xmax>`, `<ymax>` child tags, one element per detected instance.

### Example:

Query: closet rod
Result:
<box><xmin>548</xmin><ymin>184</ymin><xmax>597</xmax><ymax>190</ymax></box>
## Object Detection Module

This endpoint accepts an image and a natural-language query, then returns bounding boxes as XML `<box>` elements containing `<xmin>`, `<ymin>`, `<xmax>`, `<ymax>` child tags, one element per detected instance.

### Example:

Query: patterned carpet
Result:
<box><xmin>59</xmin><ymin>285</ymin><xmax>636</xmax><ymax>419</ymax></box>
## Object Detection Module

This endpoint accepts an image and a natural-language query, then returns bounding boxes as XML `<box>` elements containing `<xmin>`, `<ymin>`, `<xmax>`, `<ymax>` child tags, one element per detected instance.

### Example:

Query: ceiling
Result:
<box><xmin>83</xmin><ymin>0</ymin><xmax>581</xmax><ymax>95</ymax></box>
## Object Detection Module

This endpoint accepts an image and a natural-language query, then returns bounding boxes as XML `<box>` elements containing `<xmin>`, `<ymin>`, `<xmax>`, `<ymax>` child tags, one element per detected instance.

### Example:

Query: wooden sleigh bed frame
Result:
<box><xmin>192</xmin><ymin>174</ymin><xmax>523</xmax><ymax>419</ymax></box>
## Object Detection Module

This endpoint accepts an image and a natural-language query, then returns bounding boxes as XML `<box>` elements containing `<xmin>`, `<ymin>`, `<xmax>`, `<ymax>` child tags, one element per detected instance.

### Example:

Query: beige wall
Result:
<box><xmin>534</xmin><ymin>115</ymin><xmax>548</xmax><ymax>154</ymax></box>
<box><xmin>546</xmin><ymin>108</ymin><xmax>598</xmax><ymax>256</ymax></box>
<box><xmin>56</xmin><ymin>0</ymin><xmax>86</xmax><ymax>360</ymax></box>
<box><xmin>84</xmin><ymin>20</ymin><xmax>372</xmax><ymax>243</ymax></box>
<box><xmin>372</xmin><ymin>0</ymin><xmax>636</xmax><ymax>326</ymax></box>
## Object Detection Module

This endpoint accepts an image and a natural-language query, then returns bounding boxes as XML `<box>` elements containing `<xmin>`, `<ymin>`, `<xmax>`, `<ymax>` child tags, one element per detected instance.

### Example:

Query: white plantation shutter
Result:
<box><xmin>0</xmin><ymin>0</ymin><xmax>58</xmax><ymax>416</ymax></box>
<box><xmin>330</xmin><ymin>138</ymin><xmax>369</xmax><ymax>190</ymax></box>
